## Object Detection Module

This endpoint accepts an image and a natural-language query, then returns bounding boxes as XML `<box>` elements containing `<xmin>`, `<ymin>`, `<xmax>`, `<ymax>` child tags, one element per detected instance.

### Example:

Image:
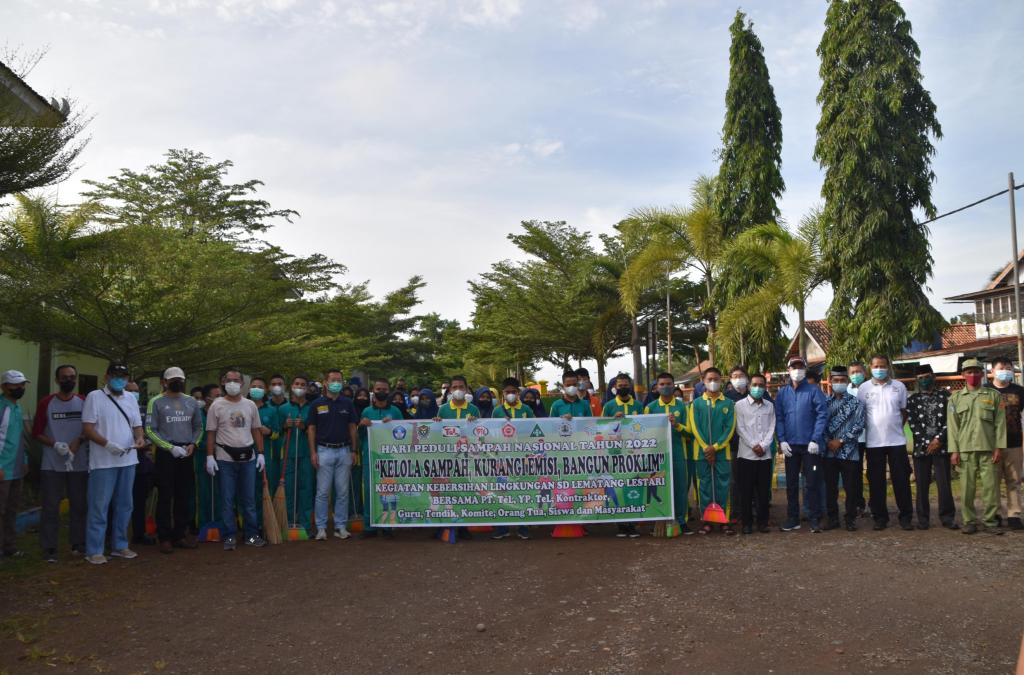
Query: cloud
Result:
<box><xmin>457</xmin><ymin>0</ymin><xmax>521</xmax><ymax>26</ymax></box>
<box><xmin>562</xmin><ymin>1</ymin><xmax>604</xmax><ymax>32</ymax></box>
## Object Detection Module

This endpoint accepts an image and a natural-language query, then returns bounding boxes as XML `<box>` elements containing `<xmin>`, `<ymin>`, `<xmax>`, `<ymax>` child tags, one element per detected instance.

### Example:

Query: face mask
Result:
<box><xmin>373</xmin><ymin>390</ymin><xmax>390</xmax><ymax>402</ymax></box>
<box><xmin>617</xmin><ymin>387</ymin><xmax>632</xmax><ymax>399</ymax></box>
<box><xmin>849</xmin><ymin>373</ymin><xmax>865</xmax><ymax>386</ymax></box>
<box><xmin>832</xmin><ymin>383</ymin><xmax>848</xmax><ymax>395</ymax></box>
<box><xmin>504</xmin><ymin>393</ymin><xmax>518</xmax><ymax>404</ymax></box>
<box><xmin>58</xmin><ymin>379</ymin><xmax>76</xmax><ymax>393</ymax></box>
<box><xmin>451</xmin><ymin>389</ymin><xmax>466</xmax><ymax>402</ymax></box>
<box><xmin>610</xmin><ymin>386</ymin><xmax>617</xmax><ymax>396</ymax></box>
<box><xmin>7</xmin><ymin>387</ymin><xmax>25</xmax><ymax>400</ymax></box>
<box><xmin>871</xmin><ymin>368</ymin><xmax>888</xmax><ymax>380</ymax></box>
<box><xmin>196</xmin><ymin>399</ymin><xmax>206</xmax><ymax>410</ymax></box>
<box><xmin>749</xmin><ymin>385</ymin><xmax>765</xmax><ymax>399</ymax></box>
<box><xmin>292</xmin><ymin>387</ymin><xmax>306</xmax><ymax>399</ymax></box>
<box><xmin>659</xmin><ymin>385</ymin><xmax>674</xmax><ymax>398</ymax></box>
<box><xmin>789</xmin><ymin>369</ymin><xmax>806</xmax><ymax>383</ymax></box>
<box><xmin>224</xmin><ymin>382</ymin><xmax>242</xmax><ymax>397</ymax></box>
<box><xmin>249</xmin><ymin>387</ymin><xmax>265</xmax><ymax>401</ymax></box>
<box><xmin>706</xmin><ymin>380</ymin><xmax>721</xmax><ymax>393</ymax></box>
<box><xmin>995</xmin><ymin>369</ymin><xmax>1013</xmax><ymax>383</ymax></box>
<box><xmin>964</xmin><ymin>372</ymin><xmax>983</xmax><ymax>388</ymax></box>
<box><xmin>564</xmin><ymin>386</ymin><xmax>579</xmax><ymax>398</ymax></box>
<box><xmin>109</xmin><ymin>377</ymin><xmax>127</xmax><ymax>393</ymax></box>
<box><xmin>270</xmin><ymin>385</ymin><xmax>284</xmax><ymax>397</ymax></box>
<box><xmin>917</xmin><ymin>376</ymin><xmax>934</xmax><ymax>390</ymax></box>
<box><xmin>731</xmin><ymin>377</ymin><xmax>748</xmax><ymax>391</ymax></box>
<box><xmin>356</xmin><ymin>397</ymin><xmax>368</xmax><ymax>404</ymax></box>
<box><xmin>580</xmin><ymin>380</ymin><xmax>591</xmax><ymax>390</ymax></box>
<box><xmin>168</xmin><ymin>380</ymin><xmax>185</xmax><ymax>393</ymax></box>
<box><xmin>465</xmin><ymin>393</ymin><xmax>473</xmax><ymax>403</ymax></box>
<box><xmin>327</xmin><ymin>382</ymin><xmax>344</xmax><ymax>394</ymax></box>
<box><xmin>411</xmin><ymin>396</ymin><xmax>419</xmax><ymax>406</ymax></box>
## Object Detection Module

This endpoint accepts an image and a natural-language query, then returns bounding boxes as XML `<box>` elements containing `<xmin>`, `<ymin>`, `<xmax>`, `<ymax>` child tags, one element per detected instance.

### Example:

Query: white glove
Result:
<box><xmin>256</xmin><ymin>453</ymin><xmax>266</xmax><ymax>472</ymax></box>
<box><xmin>206</xmin><ymin>455</ymin><xmax>218</xmax><ymax>476</ymax></box>
<box><xmin>170</xmin><ymin>445</ymin><xmax>187</xmax><ymax>459</ymax></box>
<box><xmin>780</xmin><ymin>442</ymin><xmax>793</xmax><ymax>458</ymax></box>
<box><xmin>63</xmin><ymin>455</ymin><xmax>75</xmax><ymax>472</ymax></box>
<box><xmin>54</xmin><ymin>442</ymin><xmax>71</xmax><ymax>457</ymax></box>
<box><xmin>105</xmin><ymin>442</ymin><xmax>126</xmax><ymax>457</ymax></box>
<box><xmin>808</xmin><ymin>441</ymin><xmax>820</xmax><ymax>456</ymax></box>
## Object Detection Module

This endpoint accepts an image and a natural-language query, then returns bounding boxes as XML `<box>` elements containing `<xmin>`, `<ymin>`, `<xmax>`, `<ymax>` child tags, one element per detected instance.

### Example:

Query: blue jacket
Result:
<box><xmin>774</xmin><ymin>381</ymin><xmax>829</xmax><ymax>447</ymax></box>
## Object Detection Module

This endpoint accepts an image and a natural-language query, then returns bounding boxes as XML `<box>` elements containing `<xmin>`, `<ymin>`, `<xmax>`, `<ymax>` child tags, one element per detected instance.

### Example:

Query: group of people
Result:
<box><xmin>0</xmin><ymin>353</ymin><xmax>1019</xmax><ymax>565</ymax></box>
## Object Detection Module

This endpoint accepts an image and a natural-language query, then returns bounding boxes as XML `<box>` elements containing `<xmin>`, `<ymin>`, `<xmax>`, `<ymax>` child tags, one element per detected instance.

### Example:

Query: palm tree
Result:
<box><xmin>619</xmin><ymin>176</ymin><xmax>727</xmax><ymax>365</ymax></box>
<box><xmin>717</xmin><ymin>207</ymin><xmax>828</xmax><ymax>363</ymax></box>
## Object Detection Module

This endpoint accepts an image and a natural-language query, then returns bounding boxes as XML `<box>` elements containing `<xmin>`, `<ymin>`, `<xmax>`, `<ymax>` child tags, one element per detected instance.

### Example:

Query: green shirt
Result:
<box><xmin>281</xmin><ymin>400</ymin><xmax>312</xmax><ymax>457</ymax></box>
<box><xmin>687</xmin><ymin>393</ymin><xmax>736</xmax><ymax>459</ymax></box>
<box><xmin>0</xmin><ymin>398</ymin><xmax>25</xmax><ymax>479</ymax></box>
<box><xmin>437</xmin><ymin>401</ymin><xmax>481</xmax><ymax>420</ymax></box>
<box><xmin>360</xmin><ymin>404</ymin><xmax>404</xmax><ymax>449</ymax></box>
<box><xmin>491</xmin><ymin>402</ymin><xmax>534</xmax><ymax>419</ymax></box>
<box><xmin>602</xmin><ymin>396</ymin><xmax>641</xmax><ymax>418</ymax></box>
<box><xmin>947</xmin><ymin>386</ymin><xmax>1007</xmax><ymax>453</ymax></box>
<box><xmin>549</xmin><ymin>397</ymin><xmax>592</xmax><ymax>418</ymax></box>
<box><xmin>644</xmin><ymin>397</ymin><xmax>687</xmax><ymax>454</ymax></box>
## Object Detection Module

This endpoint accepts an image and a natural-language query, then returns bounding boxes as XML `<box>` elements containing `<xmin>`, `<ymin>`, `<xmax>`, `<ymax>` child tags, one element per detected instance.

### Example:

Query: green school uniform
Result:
<box><xmin>687</xmin><ymin>393</ymin><xmax>736</xmax><ymax>522</ymax></box>
<box><xmin>360</xmin><ymin>404</ymin><xmax>404</xmax><ymax>531</ymax></box>
<box><xmin>492</xmin><ymin>402</ymin><xmax>534</xmax><ymax>419</ymax></box>
<box><xmin>437</xmin><ymin>400</ymin><xmax>481</xmax><ymax>420</ymax></box>
<box><xmin>645</xmin><ymin>396</ymin><xmax>689</xmax><ymax>525</ymax></box>
<box><xmin>281</xmin><ymin>400</ymin><xmax>314</xmax><ymax>533</ymax></box>
<box><xmin>549</xmin><ymin>397</ymin><xmax>592</xmax><ymax>418</ymax></box>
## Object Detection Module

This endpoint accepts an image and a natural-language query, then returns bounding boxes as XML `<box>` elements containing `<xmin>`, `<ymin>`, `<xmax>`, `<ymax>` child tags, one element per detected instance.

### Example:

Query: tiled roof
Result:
<box><xmin>804</xmin><ymin>320</ymin><xmax>831</xmax><ymax>353</ymax></box>
<box><xmin>900</xmin><ymin>335</ymin><xmax>1017</xmax><ymax>360</ymax></box>
<box><xmin>942</xmin><ymin>323</ymin><xmax>976</xmax><ymax>348</ymax></box>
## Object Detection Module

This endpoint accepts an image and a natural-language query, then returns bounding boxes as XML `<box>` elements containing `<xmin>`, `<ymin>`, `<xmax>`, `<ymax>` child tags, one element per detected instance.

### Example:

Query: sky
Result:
<box><xmin>4</xmin><ymin>0</ymin><xmax>1024</xmax><ymax>383</ymax></box>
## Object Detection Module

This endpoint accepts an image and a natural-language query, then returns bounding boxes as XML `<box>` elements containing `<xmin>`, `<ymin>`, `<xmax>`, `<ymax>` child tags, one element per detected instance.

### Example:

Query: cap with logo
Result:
<box><xmin>107</xmin><ymin>363</ymin><xmax>130</xmax><ymax>376</ymax></box>
<box><xmin>787</xmin><ymin>357</ymin><xmax>807</xmax><ymax>368</ymax></box>
<box><xmin>163</xmin><ymin>366</ymin><xmax>186</xmax><ymax>380</ymax></box>
<box><xmin>961</xmin><ymin>358</ymin><xmax>983</xmax><ymax>371</ymax></box>
<box><xmin>1</xmin><ymin>370</ymin><xmax>29</xmax><ymax>385</ymax></box>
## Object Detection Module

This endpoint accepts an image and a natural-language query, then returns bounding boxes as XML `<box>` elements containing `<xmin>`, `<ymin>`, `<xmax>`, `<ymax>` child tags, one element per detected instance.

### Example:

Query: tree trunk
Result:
<box><xmin>798</xmin><ymin>304</ymin><xmax>807</xmax><ymax>362</ymax></box>
<box><xmin>631</xmin><ymin>315</ymin><xmax>642</xmax><ymax>383</ymax></box>
<box><xmin>597</xmin><ymin>357</ymin><xmax>606</xmax><ymax>393</ymax></box>
<box><xmin>704</xmin><ymin>273</ymin><xmax>716</xmax><ymax>367</ymax></box>
<box><xmin>36</xmin><ymin>340</ymin><xmax>52</xmax><ymax>405</ymax></box>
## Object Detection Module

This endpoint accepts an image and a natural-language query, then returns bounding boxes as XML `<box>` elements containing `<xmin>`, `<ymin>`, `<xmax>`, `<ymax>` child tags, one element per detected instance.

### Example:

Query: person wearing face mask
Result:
<box><xmin>774</xmin><ymin>356</ymin><xmax>829</xmax><ymax>533</ymax></box>
<box><xmin>724</xmin><ymin>366</ymin><xmax>751</xmax><ymax>524</ymax></box>
<box><xmin>985</xmin><ymin>357</ymin><xmax>1024</xmax><ymax>530</ymax></box>
<box><xmin>33</xmin><ymin>365</ymin><xmax>88</xmax><ymax>562</ymax></box>
<box><xmin>644</xmin><ymin>372</ymin><xmax>692</xmax><ymax>535</ymax></box>
<box><xmin>358</xmin><ymin>377</ymin><xmax>405</xmax><ymax>539</ymax></box>
<box><xmin>523</xmin><ymin>389</ymin><xmax>547</xmax><ymax>418</ymax></box>
<box><xmin>249</xmin><ymin>376</ymin><xmax>282</xmax><ymax>534</ymax></box>
<box><xmin>824</xmin><ymin>366</ymin><xmax>866</xmax><ymax>532</ymax></box>
<box><xmin>145</xmin><ymin>367</ymin><xmax>203</xmax><ymax>554</ymax></box>
<box><xmin>734</xmin><ymin>372</ymin><xmax>776</xmax><ymax>534</ymax></box>
<box><xmin>389</xmin><ymin>392</ymin><xmax>410</xmax><ymax>420</ymax></box>
<box><xmin>124</xmin><ymin>379</ymin><xmax>156</xmax><ymax>548</ymax></box>
<box><xmin>949</xmin><ymin>359</ymin><xmax>1007</xmax><ymax>534</ymax></box>
<box><xmin>0</xmin><ymin>370</ymin><xmax>32</xmax><ymax>561</ymax></box>
<box><xmin>602</xmin><ymin>374</ymin><xmax>644</xmax><ymax>539</ymax></box>
<box><xmin>846</xmin><ymin>360</ymin><xmax>869</xmax><ymax>517</ymax></box>
<box><xmin>435</xmin><ymin>375</ymin><xmax>480</xmax><ymax>421</ymax></box>
<box><xmin>281</xmin><ymin>375</ymin><xmax>315</xmax><ymax>538</ymax></box>
<box><xmin>192</xmin><ymin>383</ymin><xmax>221</xmax><ymax>536</ymax></box>
<box><xmin>856</xmin><ymin>354</ymin><xmax>913</xmax><ymax>531</ymax></box>
<box><xmin>81</xmin><ymin>363</ymin><xmax>146</xmax><ymax>565</ymax></box>
<box><xmin>493</xmin><ymin>378</ymin><xmax>535</xmax><ymax>420</ymax></box>
<box><xmin>266</xmin><ymin>374</ymin><xmax>290</xmax><ymax>466</ymax></box>
<box><xmin>408</xmin><ymin>387</ymin><xmax>421</xmax><ymax>417</ymax></box>
<box><xmin>550</xmin><ymin>371</ymin><xmax>593</xmax><ymax>420</ymax></box>
<box><xmin>413</xmin><ymin>388</ymin><xmax>439</xmax><ymax>420</ymax></box>
<box><xmin>474</xmin><ymin>387</ymin><xmax>495</xmax><ymax>419</ymax></box>
<box><xmin>688</xmin><ymin>368</ymin><xmax>737</xmax><ymax>535</ymax></box>
<box><xmin>205</xmin><ymin>369</ymin><xmax>267</xmax><ymax>550</ymax></box>
<box><xmin>352</xmin><ymin>387</ymin><xmax>371</xmax><ymax>416</ymax></box>
<box><xmin>906</xmin><ymin>364</ymin><xmax>955</xmax><ymax>530</ymax></box>
<box><xmin>307</xmin><ymin>369</ymin><xmax>358</xmax><ymax>541</ymax></box>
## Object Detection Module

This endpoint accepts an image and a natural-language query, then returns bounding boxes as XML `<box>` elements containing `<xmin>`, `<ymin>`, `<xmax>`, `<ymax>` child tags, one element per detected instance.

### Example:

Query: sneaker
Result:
<box><xmin>626</xmin><ymin>526</ymin><xmax>641</xmax><ymax>539</ymax></box>
<box><xmin>810</xmin><ymin>524</ymin><xmax>822</xmax><ymax>533</ymax></box>
<box><xmin>491</xmin><ymin>531</ymin><xmax>511</xmax><ymax>540</ymax></box>
<box><xmin>1007</xmin><ymin>517</ymin><xmax>1023</xmax><ymax>530</ymax></box>
<box><xmin>942</xmin><ymin>522</ymin><xmax>960</xmax><ymax>530</ymax></box>
<box><xmin>223</xmin><ymin>536</ymin><xmax>237</xmax><ymax>551</ymax></box>
<box><xmin>245</xmin><ymin>535</ymin><xmax>267</xmax><ymax>547</ymax></box>
<box><xmin>44</xmin><ymin>549</ymin><xmax>58</xmax><ymax>563</ymax></box>
<box><xmin>334</xmin><ymin>527</ymin><xmax>351</xmax><ymax>540</ymax></box>
<box><xmin>85</xmin><ymin>554</ymin><xmax>108</xmax><ymax>565</ymax></box>
<box><xmin>110</xmin><ymin>548</ymin><xmax>138</xmax><ymax>559</ymax></box>
<box><xmin>70</xmin><ymin>546</ymin><xmax>84</xmax><ymax>557</ymax></box>
<box><xmin>315</xmin><ymin>528</ymin><xmax>327</xmax><ymax>541</ymax></box>
<box><xmin>961</xmin><ymin>523</ymin><xmax>978</xmax><ymax>535</ymax></box>
<box><xmin>615</xmin><ymin>530</ymin><xmax>628</xmax><ymax>538</ymax></box>
<box><xmin>516</xmin><ymin>528</ymin><xmax>530</xmax><ymax>540</ymax></box>
<box><xmin>983</xmin><ymin>525</ymin><xmax>1005</xmax><ymax>536</ymax></box>
<box><xmin>680</xmin><ymin>523</ymin><xmax>695</xmax><ymax>536</ymax></box>
<box><xmin>780</xmin><ymin>521</ymin><xmax>800</xmax><ymax>532</ymax></box>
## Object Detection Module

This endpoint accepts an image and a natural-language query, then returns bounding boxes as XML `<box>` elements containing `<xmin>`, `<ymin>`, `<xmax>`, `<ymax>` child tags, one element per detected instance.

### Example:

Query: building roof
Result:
<box><xmin>680</xmin><ymin>359</ymin><xmax>713</xmax><ymax>383</ymax></box>
<box><xmin>783</xmin><ymin>319</ymin><xmax>831</xmax><ymax>367</ymax></box>
<box><xmin>0</xmin><ymin>59</ymin><xmax>68</xmax><ymax>125</ymax></box>
<box><xmin>898</xmin><ymin>335</ymin><xmax>1017</xmax><ymax>361</ymax></box>
<box><xmin>946</xmin><ymin>252</ymin><xmax>1024</xmax><ymax>302</ymax></box>
<box><xmin>942</xmin><ymin>323</ymin><xmax>977</xmax><ymax>348</ymax></box>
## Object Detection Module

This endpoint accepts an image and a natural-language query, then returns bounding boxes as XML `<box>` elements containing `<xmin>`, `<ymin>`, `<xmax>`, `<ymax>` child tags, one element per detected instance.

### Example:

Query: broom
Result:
<box><xmin>262</xmin><ymin>468</ymin><xmax>282</xmax><ymax>544</ymax></box>
<box><xmin>284</xmin><ymin>422</ymin><xmax>309</xmax><ymax>541</ymax></box>
<box><xmin>198</xmin><ymin>465</ymin><xmax>221</xmax><ymax>542</ymax></box>
<box><xmin>702</xmin><ymin>399</ymin><xmax>728</xmax><ymax>525</ymax></box>
<box><xmin>272</xmin><ymin>431</ymin><xmax>287</xmax><ymax>540</ymax></box>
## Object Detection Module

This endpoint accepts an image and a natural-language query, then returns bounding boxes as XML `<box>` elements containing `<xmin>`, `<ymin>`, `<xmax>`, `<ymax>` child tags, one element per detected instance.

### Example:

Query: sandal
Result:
<box><xmin>698</xmin><ymin>524</ymin><xmax>713</xmax><ymax>535</ymax></box>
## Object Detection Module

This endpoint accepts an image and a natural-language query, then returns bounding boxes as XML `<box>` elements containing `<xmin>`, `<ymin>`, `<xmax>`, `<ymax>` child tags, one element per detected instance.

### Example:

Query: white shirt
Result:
<box><xmin>848</xmin><ymin>383</ymin><xmax>867</xmax><ymax>444</ymax></box>
<box><xmin>856</xmin><ymin>378</ymin><xmax>907</xmax><ymax>448</ymax></box>
<box><xmin>82</xmin><ymin>387</ymin><xmax>141</xmax><ymax>470</ymax></box>
<box><xmin>735</xmin><ymin>396</ymin><xmax>776</xmax><ymax>461</ymax></box>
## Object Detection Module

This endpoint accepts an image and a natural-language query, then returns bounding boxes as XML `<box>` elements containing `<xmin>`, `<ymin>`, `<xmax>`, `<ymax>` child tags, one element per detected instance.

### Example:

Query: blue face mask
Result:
<box><xmin>249</xmin><ymin>387</ymin><xmax>265</xmax><ymax>401</ymax></box>
<box><xmin>109</xmin><ymin>377</ymin><xmax>127</xmax><ymax>393</ymax></box>
<box><xmin>327</xmin><ymin>382</ymin><xmax>344</xmax><ymax>394</ymax></box>
<box><xmin>871</xmin><ymin>368</ymin><xmax>888</xmax><ymax>380</ymax></box>
<box><xmin>849</xmin><ymin>373</ymin><xmax>865</xmax><ymax>386</ymax></box>
<box><xmin>832</xmin><ymin>383</ymin><xmax>848</xmax><ymax>395</ymax></box>
<box><xmin>995</xmin><ymin>369</ymin><xmax>1014</xmax><ymax>383</ymax></box>
<box><xmin>749</xmin><ymin>386</ymin><xmax>765</xmax><ymax>400</ymax></box>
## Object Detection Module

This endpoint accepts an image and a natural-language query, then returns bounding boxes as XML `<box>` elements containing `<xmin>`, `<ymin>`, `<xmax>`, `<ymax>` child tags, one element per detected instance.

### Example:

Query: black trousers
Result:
<box><xmin>39</xmin><ymin>470</ymin><xmax>88</xmax><ymax>552</ymax></box>
<box><xmin>155</xmin><ymin>449</ymin><xmax>196</xmax><ymax>542</ymax></box>
<box><xmin>824</xmin><ymin>457</ymin><xmax>861</xmax><ymax>525</ymax></box>
<box><xmin>913</xmin><ymin>454</ymin><xmax>956</xmax><ymax>526</ymax></box>
<box><xmin>856</xmin><ymin>444</ymin><xmax>867</xmax><ymax>510</ymax></box>
<box><xmin>866</xmin><ymin>445</ymin><xmax>913</xmax><ymax>525</ymax></box>
<box><xmin>735</xmin><ymin>458</ymin><xmax>771</xmax><ymax>527</ymax></box>
<box><xmin>131</xmin><ymin>470</ymin><xmax>155</xmax><ymax>541</ymax></box>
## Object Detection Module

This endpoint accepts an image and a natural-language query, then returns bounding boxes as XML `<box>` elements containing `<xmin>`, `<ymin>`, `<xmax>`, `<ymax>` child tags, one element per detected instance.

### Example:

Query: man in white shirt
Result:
<box><xmin>734</xmin><ymin>373</ymin><xmax>775</xmax><ymax>534</ymax></box>
<box><xmin>856</xmin><ymin>355</ymin><xmax>914</xmax><ymax>531</ymax></box>
<box><xmin>81</xmin><ymin>363</ymin><xmax>145</xmax><ymax>565</ymax></box>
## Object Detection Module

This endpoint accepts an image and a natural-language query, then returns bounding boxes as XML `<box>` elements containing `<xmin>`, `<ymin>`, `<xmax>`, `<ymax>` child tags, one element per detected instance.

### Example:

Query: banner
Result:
<box><xmin>367</xmin><ymin>415</ymin><xmax>673</xmax><ymax>527</ymax></box>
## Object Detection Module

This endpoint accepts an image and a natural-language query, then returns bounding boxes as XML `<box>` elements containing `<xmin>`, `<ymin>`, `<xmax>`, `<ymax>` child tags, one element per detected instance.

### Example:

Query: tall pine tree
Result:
<box><xmin>816</xmin><ymin>0</ymin><xmax>943</xmax><ymax>361</ymax></box>
<box><xmin>715</xmin><ymin>10</ymin><xmax>784</xmax><ymax>238</ymax></box>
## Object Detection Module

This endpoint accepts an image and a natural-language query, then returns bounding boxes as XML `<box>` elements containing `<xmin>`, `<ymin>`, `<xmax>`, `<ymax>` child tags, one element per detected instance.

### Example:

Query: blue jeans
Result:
<box><xmin>218</xmin><ymin>459</ymin><xmax>257</xmax><ymax>539</ymax></box>
<box><xmin>315</xmin><ymin>445</ymin><xmax>353</xmax><ymax>529</ymax></box>
<box><xmin>86</xmin><ymin>465</ymin><xmax>136</xmax><ymax>556</ymax></box>
<box><xmin>785</xmin><ymin>446</ymin><xmax>822</xmax><ymax>524</ymax></box>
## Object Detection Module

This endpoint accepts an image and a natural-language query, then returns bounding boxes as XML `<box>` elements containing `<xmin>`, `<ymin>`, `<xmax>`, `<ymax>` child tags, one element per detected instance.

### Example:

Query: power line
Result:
<box><xmin>918</xmin><ymin>182</ymin><xmax>1024</xmax><ymax>227</ymax></box>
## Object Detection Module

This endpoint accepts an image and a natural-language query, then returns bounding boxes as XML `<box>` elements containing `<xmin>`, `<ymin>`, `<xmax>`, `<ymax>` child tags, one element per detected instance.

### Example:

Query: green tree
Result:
<box><xmin>714</xmin><ymin>10</ymin><xmax>784</xmax><ymax>237</ymax></box>
<box><xmin>815</xmin><ymin>0</ymin><xmax>944</xmax><ymax>360</ymax></box>
<box><xmin>718</xmin><ymin>209</ymin><xmax>828</xmax><ymax>365</ymax></box>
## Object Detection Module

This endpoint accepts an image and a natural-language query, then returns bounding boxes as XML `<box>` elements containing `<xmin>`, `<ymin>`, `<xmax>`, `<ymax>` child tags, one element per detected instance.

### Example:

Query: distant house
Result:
<box><xmin>896</xmin><ymin>323</ymin><xmax>1014</xmax><ymax>374</ymax></box>
<box><xmin>0</xmin><ymin>59</ymin><xmax>69</xmax><ymax>125</ymax></box>
<box><xmin>945</xmin><ymin>253</ymin><xmax>1024</xmax><ymax>341</ymax></box>
<box><xmin>783</xmin><ymin>320</ymin><xmax>831</xmax><ymax>370</ymax></box>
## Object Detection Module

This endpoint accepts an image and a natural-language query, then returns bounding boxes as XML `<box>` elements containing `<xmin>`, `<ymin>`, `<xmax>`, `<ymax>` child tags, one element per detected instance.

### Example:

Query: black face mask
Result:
<box><xmin>8</xmin><ymin>387</ymin><xmax>25</xmax><ymax>400</ymax></box>
<box><xmin>618</xmin><ymin>388</ymin><xmax>633</xmax><ymax>398</ymax></box>
<box><xmin>373</xmin><ymin>391</ymin><xmax>390</xmax><ymax>402</ymax></box>
<box><xmin>58</xmin><ymin>380</ymin><xmax>76</xmax><ymax>394</ymax></box>
<box><xmin>356</xmin><ymin>397</ymin><xmax>369</xmax><ymax>404</ymax></box>
<box><xmin>168</xmin><ymin>380</ymin><xmax>186</xmax><ymax>393</ymax></box>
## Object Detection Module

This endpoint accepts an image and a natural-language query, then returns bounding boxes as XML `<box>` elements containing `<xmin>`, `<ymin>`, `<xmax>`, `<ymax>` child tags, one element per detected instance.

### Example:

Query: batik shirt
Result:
<box><xmin>826</xmin><ymin>393</ymin><xmax>866</xmax><ymax>461</ymax></box>
<box><xmin>906</xmin><ymin>389</ymin><xmax>950</xmax><ymax>456</ymax></box>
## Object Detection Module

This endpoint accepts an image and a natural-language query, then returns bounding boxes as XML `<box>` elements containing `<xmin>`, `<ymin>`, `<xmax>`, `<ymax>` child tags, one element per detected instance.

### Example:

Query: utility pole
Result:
<box><xmin>665</xmin><ymin>279</ymin><xmax>673</xmax><ymax>371</ymax></box>
<box><xmin>1010</xmin><ymin>172</ymin><xmax>1024</xmax><ymax>382</ymax></box>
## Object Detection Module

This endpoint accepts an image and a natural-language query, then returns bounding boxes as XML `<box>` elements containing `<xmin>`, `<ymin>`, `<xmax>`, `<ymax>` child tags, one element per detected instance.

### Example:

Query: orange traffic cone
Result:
<box><xmin>552</xmin><ymin>524</ymin><xmax>586</xmax><ymax>538</ymax></box>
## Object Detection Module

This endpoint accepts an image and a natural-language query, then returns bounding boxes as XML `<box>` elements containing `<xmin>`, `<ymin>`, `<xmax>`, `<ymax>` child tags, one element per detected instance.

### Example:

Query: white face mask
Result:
<box><xmin>410</xmin><ymin>396</ymin><xmax>419</xmax><ymax>406</ymax></box>
<box><xmin>565</xmin><ymin>385</ymin><xmax>579</xmax><ymax>397</ymax></box>
<box><xmin>451</xmin><ymin>389</ymin><xmax>466</xmax><ymax>401</ymax></box>
<box><xmin>292</xmin><ymin>387</ymin><xmax>306</xmax><ymax>399</ymax></box>
<box><xmin>224</xmin><ymin>382</ymin><xmax>242</xmax><ymax>397</ymax></box>
<box><xmin>790</xmin><ymin>369</ymin><xmax>806</xmax><ymax>382</ymax></box>
<box><xmin>610</xmin><ymin>386</ymin><xmax>617</xmax><ymax>396</ymax></box>
<box><xmin>466</xmin><ymin>393</ymin><xmax>474</xmax><ymax>403</ymax></box>
<box><xmin>505</xmin><ymin>393</ymin><xmax>518</xmax><ymax>404</ymax></box>
<box><xmin>270</xmin><ymin>385</ymin><xmax>284</xmax><ymax>397</ymax></box>
<box><xmin>731</xmin><ymin>377</ymin><xmax>748</xmax><ymax>391</ymax></box>
<box><xmin>706</xmin><ymin>380</ymin><xmax>721</xmax><ymax>393</ymax></box>
<box><xmin>196</xmin><ymin>399</ymin><xmax>206</xmax><ymax>410</ymax></box>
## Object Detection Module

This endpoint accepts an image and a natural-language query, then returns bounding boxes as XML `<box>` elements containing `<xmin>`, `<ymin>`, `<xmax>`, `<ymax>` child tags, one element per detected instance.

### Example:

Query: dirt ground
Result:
<box><xmin>2</xmin><ymin>493</ymin><xmax>1023</xmax><ymax>675</ymax></box>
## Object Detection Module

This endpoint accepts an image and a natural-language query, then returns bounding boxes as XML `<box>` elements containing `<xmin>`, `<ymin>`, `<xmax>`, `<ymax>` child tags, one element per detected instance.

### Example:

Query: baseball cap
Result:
<box><xmin>163</xmin><ymin>366</ymin><xmax>186</xmax><ymax>380</ymax></box>
<box><xmin>787</xmin><ymin>356</ymin><xmax>807</xmax><ymax>368</ymax></box>
<box><xmin>106</xmin><ymin>362</ymin><xmax>130</xmax><ymax>376</ymax></box>
<box><xmin>961</xmin><ymin>358</ymin><xmax>983</xmax><ymax>371</ymax></box>
<box><xmin>1</xmin><ymin>370</ymin><xmax>29</xmax><ymax>385</ymax></box>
